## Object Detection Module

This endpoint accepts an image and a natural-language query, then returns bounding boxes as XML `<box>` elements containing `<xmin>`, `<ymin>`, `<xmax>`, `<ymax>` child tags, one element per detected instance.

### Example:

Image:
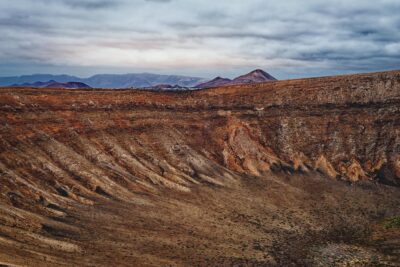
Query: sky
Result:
<box><xmin>0</xmin><ymin>0</ymin><xmax>399</xmax><ymax>79</ymax></box>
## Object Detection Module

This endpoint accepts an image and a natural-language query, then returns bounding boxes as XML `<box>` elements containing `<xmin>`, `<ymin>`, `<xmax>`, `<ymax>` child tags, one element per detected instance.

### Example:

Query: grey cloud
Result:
<box><xmin>0</xmin><ymin>14</ymin><xmax>46</xmax><ymax>30</ymax></box>
<box><xmin>145</xmin><ymin>0</ymin><xmax>172</xmax><ymax>3</ymax></box>
<box><xmin>37</xmin><ymin>0</ymin><xmax>122</xmax><ymax>10</ymax></box>
<box><xmin>0</xmin><ymin>0</ymin><xmax>399</xmax><ymax>78</ymax></box>
<box><xmin>65</xmin><ymin>0</ymin><xmax>120</xmax><ymax>10</ymax></box>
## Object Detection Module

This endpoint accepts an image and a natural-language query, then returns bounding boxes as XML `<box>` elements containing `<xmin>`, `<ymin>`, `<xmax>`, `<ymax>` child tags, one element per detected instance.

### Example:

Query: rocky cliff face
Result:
<box><xmin>0</xmin><ymin>70</ymin><xmax>399</xmax><ymax>266</ymax></box>
<box><xmin>2</xmin><ymin>70</ymin><xmax>398</xmax><ymax>187</ymax></box>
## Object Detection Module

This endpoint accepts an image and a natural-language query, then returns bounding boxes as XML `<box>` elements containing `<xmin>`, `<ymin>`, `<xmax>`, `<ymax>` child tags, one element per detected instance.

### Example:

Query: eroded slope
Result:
<box><xmin>0</xmin><ymin>70</ymin><xmax>399</xmax><ymax>266</ymax></box>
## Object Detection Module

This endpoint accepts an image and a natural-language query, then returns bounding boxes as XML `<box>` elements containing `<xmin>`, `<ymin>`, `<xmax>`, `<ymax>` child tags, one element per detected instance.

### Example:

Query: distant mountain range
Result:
<box><xmin>11</xmin><ymin>80</ymin><xmax>91</xmax><ymax>89</ymax></box>
<box><xmin>196</xmin><ymin>69</ymin><xmax>277</xmax><ymax>89</ymax></box>
<box><xmin>1</xmin><ymin>69</ymin><xmax>277</xmax><ymax>89</ymax></box>
<box><xmin>0</xmin><ymin>73</ymin><xmax>206</xmax><ymax>88</ymax></box>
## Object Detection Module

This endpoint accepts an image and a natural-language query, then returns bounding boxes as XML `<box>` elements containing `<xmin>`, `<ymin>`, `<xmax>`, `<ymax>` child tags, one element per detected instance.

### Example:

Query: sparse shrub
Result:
<box><xmin>385</xmin><ymin>216</ymin><xmax>400</xmax><ymax>229</ymax></box>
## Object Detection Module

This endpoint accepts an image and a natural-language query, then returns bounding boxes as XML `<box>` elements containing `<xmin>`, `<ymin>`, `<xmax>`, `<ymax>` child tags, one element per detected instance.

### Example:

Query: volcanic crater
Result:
<box><xmin>0</xmin><ymin>70</ymin><xmax>399</xmax><ymax>266</ymax></box>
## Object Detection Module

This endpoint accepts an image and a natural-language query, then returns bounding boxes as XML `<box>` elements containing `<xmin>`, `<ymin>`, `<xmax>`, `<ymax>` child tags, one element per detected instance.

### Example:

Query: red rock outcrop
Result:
<box><xmin>315</xmin><ymin>155</ymin><xmax>338</xmax><ymax>179</ymax></box>
<box><xmin>222</xmin><ymin>118</ymin><xmax>286</xmax><ymax>176</ymax></box>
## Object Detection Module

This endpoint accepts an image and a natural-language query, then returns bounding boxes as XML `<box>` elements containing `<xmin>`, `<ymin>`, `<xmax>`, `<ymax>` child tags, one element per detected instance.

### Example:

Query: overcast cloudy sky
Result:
<box><xmin>0</xmin><ymin>0</ymin><xmax>399</xmax><ymax>79</ymax></box>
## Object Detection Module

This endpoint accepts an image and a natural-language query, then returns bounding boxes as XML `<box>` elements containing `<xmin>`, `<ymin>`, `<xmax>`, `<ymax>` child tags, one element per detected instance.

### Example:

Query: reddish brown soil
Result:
<box><xmin>0</xmin><ymin>70</ymin><xmax>399</xmax><ymax>266</ymax></box>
